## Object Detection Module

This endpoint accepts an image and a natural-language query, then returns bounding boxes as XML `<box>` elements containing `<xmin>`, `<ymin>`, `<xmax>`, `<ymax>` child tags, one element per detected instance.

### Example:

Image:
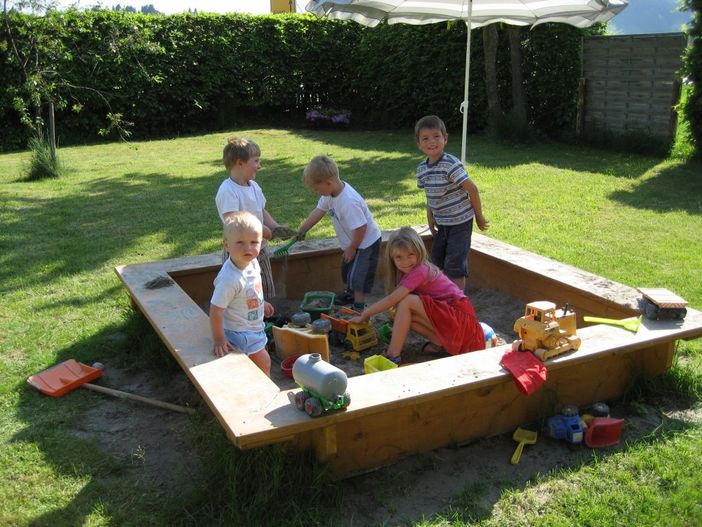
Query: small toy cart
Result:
<box><xmin>300</xmin><ymin>291</ymin><xmax>336</xmax><ymax>320</ymax></box>
<box><xmin>637</xmin><ymin>288</ymin><xmax>687</xmax><ymax>321</ymax></box>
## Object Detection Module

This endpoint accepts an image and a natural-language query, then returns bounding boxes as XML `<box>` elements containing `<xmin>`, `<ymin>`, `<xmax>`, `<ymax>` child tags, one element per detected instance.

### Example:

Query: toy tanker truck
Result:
<box><xmin>513</xmin><ymin>301</ymin><xmax>581</xmax><ymax>361</ymax></box>
<box><xmin>293</xmin><ymin>353</ymin><xmax>351</xmax><ymax>417</ymax></box>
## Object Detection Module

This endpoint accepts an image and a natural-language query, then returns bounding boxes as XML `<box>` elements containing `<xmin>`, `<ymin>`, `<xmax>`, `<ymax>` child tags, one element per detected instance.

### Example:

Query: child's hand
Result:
<box><xmin>264</xmin><ymin>301</ymin><xmax>275</xmax><ymax>318</ymax></box>
<box><xmin>213</xmin><ymin>339</ymin><xmax>233</xmax><ymax>358</ymax></box>
<box><xmin>343</xmin><ymin>246</ymin><xmax>357</xmax><ymax>263</ymax></box>
<box><xmin>349</xmin><ymin>312</ymin><xmax>368</xmax><ymax>324</ymax></box>
<box><xmin>271</xmin><ymin>225</ymin><xmax>297</xmax><ymax>240</ymax></box>
<box><xmin>262</xmin><ymin>225</ymin><xmax>273</xmax><ymax>240</ymax></box>
<box><xmin>428</xmin><ymin>218</ymin><xmax>437</xmax><ymax>236</ymax></box>
<box><xmin>476</xmin><ymin>214</ymin><xmax>489</xmax><ymax>231</ymax></box>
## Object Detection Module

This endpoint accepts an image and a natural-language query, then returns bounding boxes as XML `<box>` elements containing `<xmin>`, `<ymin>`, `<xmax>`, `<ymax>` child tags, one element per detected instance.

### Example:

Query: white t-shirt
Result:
<box><xmin>316</xmin><ymin>182</ymin><xmax>381</xmax><ymax>250</ymax></box>
<box><xmin>210</xmin><ymin>258</ymin><xmax>265</xmax><ymax>332</ymax></box>
<box><xmin>215</xmin><ymin>178</ymin><xmax>266</xmax><ymax>224</ymax></box>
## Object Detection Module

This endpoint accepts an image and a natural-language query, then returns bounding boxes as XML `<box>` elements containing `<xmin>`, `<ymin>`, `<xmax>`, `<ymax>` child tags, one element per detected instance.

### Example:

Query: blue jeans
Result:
<box><xmin>432</xmin><ymin>219</ymin><xmax>473</xmax><ymax>279</ymax></box>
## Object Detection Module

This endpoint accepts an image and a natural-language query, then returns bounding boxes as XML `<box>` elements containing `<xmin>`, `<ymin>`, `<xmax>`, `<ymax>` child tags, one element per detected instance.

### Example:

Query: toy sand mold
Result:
<box><xmin>115</xmin><ymin>227</ymin><xmax>702</xmax><ymax>478</ymax></box>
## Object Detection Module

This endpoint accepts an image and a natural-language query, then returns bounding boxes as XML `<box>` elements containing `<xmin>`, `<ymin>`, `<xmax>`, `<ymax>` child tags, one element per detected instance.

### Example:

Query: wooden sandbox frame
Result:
<box><xmin>115</xmin><ymin>227</ymin><xmax>702</xmax><ymax>478</ymax></box>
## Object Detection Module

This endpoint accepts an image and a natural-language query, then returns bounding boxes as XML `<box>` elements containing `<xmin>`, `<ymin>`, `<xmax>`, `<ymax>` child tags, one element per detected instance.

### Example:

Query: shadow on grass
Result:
<box><xmin>12</xmin><ymin>310</ymin><xmax>341</xmax><ymax>526</ymax></box>
<box><xmin>609</xmin><ymin>158</ymin><xmax>702</xmax><ymax>216</ymax></box>
<box><xmin>3</xmin><ymin>130</ymin><xmax>674</xmax><ymax>299</ymax></box>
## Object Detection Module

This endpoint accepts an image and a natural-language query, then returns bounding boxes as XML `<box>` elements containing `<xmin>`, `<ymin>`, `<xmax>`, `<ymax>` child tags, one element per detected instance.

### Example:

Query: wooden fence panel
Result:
<box><xmin>578</xmin><ymin>33</ymin><xmax>686</xmax><ymax>141</ymax></box>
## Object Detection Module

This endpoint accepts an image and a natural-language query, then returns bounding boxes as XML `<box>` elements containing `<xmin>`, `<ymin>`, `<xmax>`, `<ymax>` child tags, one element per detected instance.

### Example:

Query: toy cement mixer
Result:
<box><xmin>293</xmin><ymin>353</ymin><xmax>351</xmax><ymax>417</ymax></box>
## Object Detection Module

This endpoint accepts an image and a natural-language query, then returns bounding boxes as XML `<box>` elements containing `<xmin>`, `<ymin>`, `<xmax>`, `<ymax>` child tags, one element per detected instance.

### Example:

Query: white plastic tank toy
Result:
<box><xmin>293</xmin><ymin>353</ymin><xmax>350</xmax><ymax>417</ymax></box>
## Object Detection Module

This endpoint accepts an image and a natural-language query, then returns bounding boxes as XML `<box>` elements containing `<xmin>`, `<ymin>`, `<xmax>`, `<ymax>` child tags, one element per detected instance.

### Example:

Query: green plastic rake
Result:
<box><xmin>272</xmin><ymin>231</ymin><xmax>306</xmax><ymax>257</ymax></box>
<box><xmin>273</xmin><ymin>238</ymin><xmax>297</xmax><ymax>257</ymax></box>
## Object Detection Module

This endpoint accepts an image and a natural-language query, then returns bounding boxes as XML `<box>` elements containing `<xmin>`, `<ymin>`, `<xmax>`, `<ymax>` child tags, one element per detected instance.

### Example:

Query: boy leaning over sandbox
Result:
<box><xmin>296</xmin><ymin>155</ymin><xmax>382</xmax><ymax>312</ymax></box>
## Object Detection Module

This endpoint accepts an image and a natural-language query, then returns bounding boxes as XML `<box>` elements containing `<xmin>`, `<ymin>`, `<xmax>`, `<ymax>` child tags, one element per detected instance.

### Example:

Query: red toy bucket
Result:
<box><xmin>585</xmin><ymin>417</ymin><xmax>624</xmax><ymax>448</ymax></box>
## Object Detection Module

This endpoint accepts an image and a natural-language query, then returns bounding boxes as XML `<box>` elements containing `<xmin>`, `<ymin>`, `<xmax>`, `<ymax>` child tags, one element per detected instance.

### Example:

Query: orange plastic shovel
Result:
<box><xmin>28</xmin><ymin>359</ymin><xmax>195</xmax><ymax>414</ymax></box>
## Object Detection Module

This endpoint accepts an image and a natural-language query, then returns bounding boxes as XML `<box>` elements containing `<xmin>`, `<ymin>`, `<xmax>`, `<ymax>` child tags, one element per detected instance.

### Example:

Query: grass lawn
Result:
<box><xmin>1</xmin><ymin>128</ymin><xmax>701</xmax><ymax>526</ymax></box>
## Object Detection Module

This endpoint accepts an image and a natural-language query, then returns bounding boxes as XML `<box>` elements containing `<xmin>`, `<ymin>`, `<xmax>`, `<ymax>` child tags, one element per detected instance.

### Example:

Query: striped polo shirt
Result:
<box><xmin>416</xmin><ymin>152</ymin><xmax>474</xmax><ymax>226</ymax></box>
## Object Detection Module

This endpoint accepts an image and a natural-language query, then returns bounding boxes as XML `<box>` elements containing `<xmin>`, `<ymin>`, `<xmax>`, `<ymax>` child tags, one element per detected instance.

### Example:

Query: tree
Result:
<box><xmin>507</xmin><ymin>25</ymin><xmax>529</xmax><ymax>137</ymax></box>
<box><xmin>482</xmin><ymin>23</ymin><xmax>503</xmax><ymax>138</ymax></box>
<box><xmin>3</xmin><ymin>1</ymin><xmax>134</xmax><ymax>166</ymax></box>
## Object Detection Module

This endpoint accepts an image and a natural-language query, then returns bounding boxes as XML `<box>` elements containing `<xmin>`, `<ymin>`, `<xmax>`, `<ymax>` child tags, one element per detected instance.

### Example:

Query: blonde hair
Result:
<box><xmin>414</xmin><ymin>115</ymin><xmax>447</xmax><ymax>141</ymax></box>
<box><xmin>223</xmin><ymin>211</ymin><xmax>262</xmax><ymax>241</ymax></box>
<box><xmin>384</xmin><ymin>227</ymin><xmax>440</xmax><ymax>293</ymax></box>
<box><xmin>223</xmin><ymin>137</ymin><xmax>261</xmax><ymax>170</ymax></box>
<box><xmin>303</xmin><ymin>155</ymin><xmax>340</xmax><ymax>187</ymax></box>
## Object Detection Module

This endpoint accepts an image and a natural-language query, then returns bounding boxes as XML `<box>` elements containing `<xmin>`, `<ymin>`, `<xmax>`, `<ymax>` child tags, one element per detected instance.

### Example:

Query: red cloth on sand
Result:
<box><xmin>420</xmin><ymin>296</ymin><xmax>485</xmax><ymax>355</ymax></box>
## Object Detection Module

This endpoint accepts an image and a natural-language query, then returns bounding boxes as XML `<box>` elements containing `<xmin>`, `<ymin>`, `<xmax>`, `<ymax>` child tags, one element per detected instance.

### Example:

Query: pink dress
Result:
<box><xmin>399</xmin><ymin>263</ymin><xmax>485</xmax><ymax>354</ymax></box>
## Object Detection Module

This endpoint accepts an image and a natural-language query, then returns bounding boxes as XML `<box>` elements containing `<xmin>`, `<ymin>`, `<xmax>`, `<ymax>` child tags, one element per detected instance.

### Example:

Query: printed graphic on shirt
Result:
<box><xmin>246</xmin><ymin>285</ymin><xmax>262</xmax><ymax>321</ymax></box>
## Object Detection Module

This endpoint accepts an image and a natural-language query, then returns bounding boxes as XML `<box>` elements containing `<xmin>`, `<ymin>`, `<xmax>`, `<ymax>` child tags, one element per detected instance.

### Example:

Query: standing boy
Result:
<box><xmin>297</xmin><ymin>155</ymin><xmax>381</xmax><ymax>311</ymax></box>
<box><xmin>216</xmin><ymin>137</ymin><xmax>295</xmax><ymax>301</ymax></box>
<box><xmin>210</xmin><ymin>211</ymin><xmax>274</xmax><ymax>377</ymax></box>
<box><xmin>415</xmin><ymin>115</ymin><xmax>489</xmax><ymax>291</ymax></box>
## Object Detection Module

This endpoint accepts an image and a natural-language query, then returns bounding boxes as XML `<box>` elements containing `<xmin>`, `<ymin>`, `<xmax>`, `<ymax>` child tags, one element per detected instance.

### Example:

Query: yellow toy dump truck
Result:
<box><xmin>321</xmin><ymin>306</ymin><xmax>378</xmax><ymax>353</ymax></box>
<box><xmin>513</xmin><ymin>301</ymin><xmax>581</xmax><ymax>361</ymax></box>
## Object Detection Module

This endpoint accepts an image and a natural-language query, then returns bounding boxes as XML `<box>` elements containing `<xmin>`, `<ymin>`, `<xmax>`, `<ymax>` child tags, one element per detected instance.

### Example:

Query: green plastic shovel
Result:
<box><xmin>583</xmin><ymin>315</ymin><xmax>642</xmax><ymax>333</ymax></box>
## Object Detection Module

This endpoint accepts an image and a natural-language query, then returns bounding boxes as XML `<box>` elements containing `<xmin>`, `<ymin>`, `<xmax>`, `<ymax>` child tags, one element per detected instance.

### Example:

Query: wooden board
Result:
<box><xmin>637</xmin><ymin>288</ymin><xmax>688</xmax><ymax>309</ymax></box>
<box><xmin>115</xmin><ymin>227</ymin><xmax>702</xmax><ymax>478</ymax></box>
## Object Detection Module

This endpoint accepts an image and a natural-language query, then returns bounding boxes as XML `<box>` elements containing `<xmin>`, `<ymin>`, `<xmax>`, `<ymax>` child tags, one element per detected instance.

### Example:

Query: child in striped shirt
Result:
<box><xmin>415</xmin><ymin>115</ymin><xmax>489</xmax><ymax>291</ymax></box>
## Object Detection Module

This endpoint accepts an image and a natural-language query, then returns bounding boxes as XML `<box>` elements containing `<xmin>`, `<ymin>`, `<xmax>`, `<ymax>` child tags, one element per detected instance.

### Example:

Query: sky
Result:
<box><xmin>51</xmin><ymin>1</ymin><xmax>693</xmax><ymax>34</ymax></box>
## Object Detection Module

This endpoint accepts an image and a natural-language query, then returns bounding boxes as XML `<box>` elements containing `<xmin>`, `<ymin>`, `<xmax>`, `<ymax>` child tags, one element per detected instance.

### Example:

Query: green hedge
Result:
<box><xmin>1</xmin><ymin>10</ymin><xmax>591</xmax><ymax>151</ymax></box>
<box><xmin>682</xmin><ymin>0</ymin><xmax>702</xmax><ymax>154</ymax></box>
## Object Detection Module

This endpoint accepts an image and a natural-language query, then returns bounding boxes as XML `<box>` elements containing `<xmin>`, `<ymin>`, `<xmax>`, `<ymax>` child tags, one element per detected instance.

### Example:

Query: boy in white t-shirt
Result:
<box><xmin>210</xmin><ymin>211</ymin><xmax>274</xmax><ymax>376</ymax></box>
<box><xmin>297</xmin><ymin>155</ymin><xmax>381</xmax><ymax>311</ymax></box>
<box><xmin>215</xmin><ymin>137</ymin><xmax>295</xmax><ymax>301</ymax></box>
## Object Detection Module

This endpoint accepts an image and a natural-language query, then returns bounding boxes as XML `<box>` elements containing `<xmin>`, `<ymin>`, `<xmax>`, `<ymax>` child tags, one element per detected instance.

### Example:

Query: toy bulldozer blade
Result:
<box><xmin>583</xmin><ymin>316</ymin><xmax>641</xmax><ymax>333</ymax></box>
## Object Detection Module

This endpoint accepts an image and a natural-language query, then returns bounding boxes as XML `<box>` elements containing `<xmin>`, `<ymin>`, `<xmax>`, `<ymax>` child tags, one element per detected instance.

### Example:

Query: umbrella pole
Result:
<box><xmin>461</xmin><ymin>1</ymin><xmax>473</xmax><ymax>164</ymax></box>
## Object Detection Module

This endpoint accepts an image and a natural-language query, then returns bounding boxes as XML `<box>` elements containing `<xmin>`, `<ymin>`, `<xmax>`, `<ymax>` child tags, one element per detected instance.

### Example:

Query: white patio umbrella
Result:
<box><xmin>306</xmin><ymin>0</ymin><xmax>629</xmax><ymax>162</ymax></box>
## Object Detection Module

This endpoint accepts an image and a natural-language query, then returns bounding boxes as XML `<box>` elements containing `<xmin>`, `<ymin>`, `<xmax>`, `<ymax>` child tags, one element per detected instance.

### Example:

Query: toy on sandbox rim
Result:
<box><xmin>513</xmin><ymin>301</ymin><xmax>581</xmax><ymax>361</ymax></box>
<box><xmin>637</xmin><ymin>287</ymin><xmax>688</xmax><ymax>321</ymax></box>
<box><xmin>292</xmin><ymin>353</ymin><xmax>350</xmax><ymax>417</ymax></box>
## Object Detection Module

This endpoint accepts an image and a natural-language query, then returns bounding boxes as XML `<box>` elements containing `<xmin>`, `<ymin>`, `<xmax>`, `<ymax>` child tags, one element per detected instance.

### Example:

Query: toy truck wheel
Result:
<box><xmin>643</xmin><ymin>299</ymin><xmax>659</xmax><ymax>320</ymax></box>
<box><xmin>304</xmin><ymin>397</ymin><xmax>323</xmax><ymax>417</ymax></box>
<box><xmin>561</xmin><ymin>404</ymin><xmax>579</xmax><ymax>417</ymax></box>
<box><xmin>330</xmin><ymin>331</ymin><xmax>343</xmax><ymax>346</ymax></box>
<box><xmin>294</xmin><ymin>391</ymin><xmax>310</xmax><ymax>411</ymax></box>
<box><xmin>342</xmin><ymin>391</ymin><xmax>351</xmax><ymax>408</ymax></box>
<box><xmin>343</xmin><ymin>339</ymin><xmax>354</xmax><ymax>352</ymax></box>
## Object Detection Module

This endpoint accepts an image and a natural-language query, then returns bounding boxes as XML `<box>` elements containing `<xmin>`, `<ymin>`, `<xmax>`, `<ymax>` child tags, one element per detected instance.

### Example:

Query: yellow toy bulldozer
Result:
<box><xmin>513</xmin><ymin>301</ymin><xmax>581</xmax><ymax>361</ymax></box>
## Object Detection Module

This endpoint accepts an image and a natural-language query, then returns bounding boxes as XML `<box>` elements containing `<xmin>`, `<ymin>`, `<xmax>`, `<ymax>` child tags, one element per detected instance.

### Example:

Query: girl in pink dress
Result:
<box><xmin>351</xmin><ymin>227</ymin><xmax>484</xmax><ymax>363</ymax></box>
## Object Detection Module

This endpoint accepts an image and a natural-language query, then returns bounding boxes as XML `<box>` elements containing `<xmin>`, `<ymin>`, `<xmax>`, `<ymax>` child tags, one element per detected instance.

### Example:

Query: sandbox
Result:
<box><xmin>115</xmin><ymin>227</ymin><xmax>702</xmax><ymax>477</ymax></box>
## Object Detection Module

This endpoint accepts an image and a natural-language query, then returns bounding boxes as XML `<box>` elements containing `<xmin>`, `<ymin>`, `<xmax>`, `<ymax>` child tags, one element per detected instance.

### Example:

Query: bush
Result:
<box><xmin>24</xmin><ymin>137</ymin><xmax>61</xmax><ymax>181</ymax></box>
<box><xmin>0</xmin><ymin>11</ymin><xmax>591</xmax><ymax>149</ymax></box>
<box><xmin>682</xmin><ymin>0</ymin><xmax>702</xmax><ymax>155</ymax></box>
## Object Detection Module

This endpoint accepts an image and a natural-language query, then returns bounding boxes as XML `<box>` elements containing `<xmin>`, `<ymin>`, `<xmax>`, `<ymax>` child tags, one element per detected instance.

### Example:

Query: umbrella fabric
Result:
<box><xmin>307</xmin><ymin>0</ymin><xmax>628</xmax><ymax>29</ymax></box>
<box><xmin>306</xmin><ymin>0</ymin><xmax>628</xmax><ymax>161</ymax></box>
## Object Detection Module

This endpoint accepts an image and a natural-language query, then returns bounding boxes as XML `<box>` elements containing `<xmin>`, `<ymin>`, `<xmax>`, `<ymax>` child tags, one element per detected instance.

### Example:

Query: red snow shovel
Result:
<box><xmin>28</xmin><ymin>359</ymin><xmax>195</xmax><ymax>415</ymax></box>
